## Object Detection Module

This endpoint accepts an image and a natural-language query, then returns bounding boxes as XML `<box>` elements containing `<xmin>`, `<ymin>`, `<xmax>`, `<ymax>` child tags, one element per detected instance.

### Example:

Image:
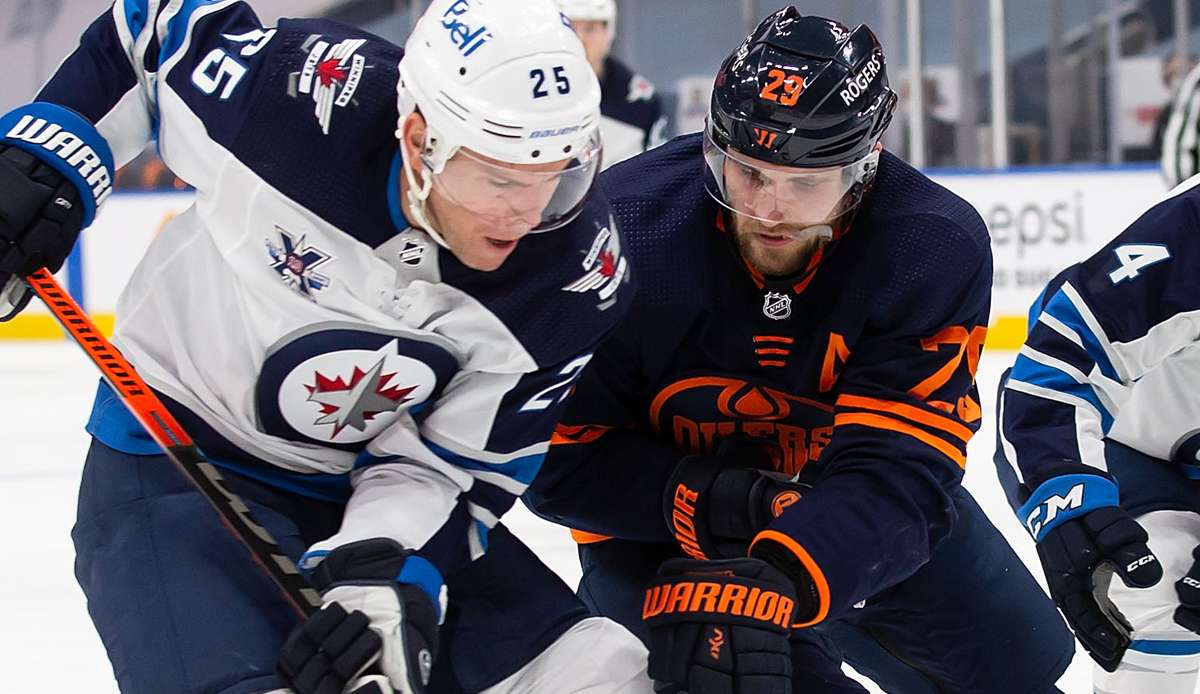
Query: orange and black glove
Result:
<box><xmin>642</xmin><ymin>557</ymin><xmax>794</xmax><ymax>694</ymax></box>
<box><xmin>663</xmin><ymin>452</ymin><xmax>809</xmax><ymax>560</ymax></box>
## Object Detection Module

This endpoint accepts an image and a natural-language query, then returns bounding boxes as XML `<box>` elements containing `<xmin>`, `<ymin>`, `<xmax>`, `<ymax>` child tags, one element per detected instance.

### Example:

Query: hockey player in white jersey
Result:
<box><xmin>0</xmin><ymin>1</ymin><xmax>651</xmax><ymax>692</ymax></box>
<box><xmin>996</xmin><ymin>174</ymin><xmax>1200</xmax><ymax>692</ymax></box>
<box><xmin>556</xmin><ymin>0</ymin><xmax>666</xmax><ymax>168</ymax></box>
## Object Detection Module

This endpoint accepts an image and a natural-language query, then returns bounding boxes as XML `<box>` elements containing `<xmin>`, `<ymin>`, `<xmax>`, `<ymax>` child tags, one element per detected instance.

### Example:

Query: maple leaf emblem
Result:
<box><xmin>317</xmin><ymin>58</ymin><xmax>348</xmax><ymax>87</ymax></box>
<box><xmin>304</xmin><ymin>355</ymin><xmax>416</xmax><ymax>438</ymax></box>
<box><xmin>598</xmin><ymin>249</ymin><xmax>617</xmax><ymax>279</ymax></box>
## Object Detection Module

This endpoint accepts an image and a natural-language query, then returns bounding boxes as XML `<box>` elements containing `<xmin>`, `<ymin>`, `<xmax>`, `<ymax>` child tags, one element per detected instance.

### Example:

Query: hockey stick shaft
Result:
<box><xmin>25</xmin><ymin>267</ymin><xmax>320</xmax><ymax>618</ymax></box>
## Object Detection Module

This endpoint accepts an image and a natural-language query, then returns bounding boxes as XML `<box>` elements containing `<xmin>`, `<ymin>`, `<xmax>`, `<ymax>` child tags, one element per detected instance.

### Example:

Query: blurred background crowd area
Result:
<box><xmin>4</xmin><ymin>0</ymin><xmax>1198</xmax><ymax>187</ymax></box>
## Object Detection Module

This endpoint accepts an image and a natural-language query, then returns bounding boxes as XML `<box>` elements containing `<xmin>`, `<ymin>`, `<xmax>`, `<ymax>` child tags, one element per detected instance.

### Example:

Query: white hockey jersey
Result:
<box><xmin>7</xmin><ymin>0</ymin><xmax>630</xmax><ymax>576</ymax></box>
<box><xmin>999</xmin><ymin>177</ymin><xmax>1200</xmax><ymax>491</ymax></box>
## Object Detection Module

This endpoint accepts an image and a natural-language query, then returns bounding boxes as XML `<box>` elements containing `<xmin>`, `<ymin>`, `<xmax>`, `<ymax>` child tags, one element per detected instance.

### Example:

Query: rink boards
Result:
<box><xmin>0</xmin><ymin>164</ymin><xmax>1172</xmax><ymax>349</ymax></box>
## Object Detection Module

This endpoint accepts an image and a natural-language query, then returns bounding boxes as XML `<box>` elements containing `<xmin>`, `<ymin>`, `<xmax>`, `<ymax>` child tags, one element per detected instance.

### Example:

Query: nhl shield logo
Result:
<box><xmin>762</xmin><ymin>292</ymin><xmax>792</xmax><ymax>320</ymax></box>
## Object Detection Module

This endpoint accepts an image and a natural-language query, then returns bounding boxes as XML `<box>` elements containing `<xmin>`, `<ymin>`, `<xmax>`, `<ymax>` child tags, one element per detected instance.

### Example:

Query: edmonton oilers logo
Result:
<box><xmin>762</xmin><ymin>291</ymin><xmax>792</xmax><ymax>320</ymax></box>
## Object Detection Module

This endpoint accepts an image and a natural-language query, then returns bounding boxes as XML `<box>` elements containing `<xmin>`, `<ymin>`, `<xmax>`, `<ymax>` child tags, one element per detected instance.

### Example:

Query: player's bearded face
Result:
<box><xmin>723</xmin><ymin>162</ymin><xmax>847</xmax><ymax>277</ymax></box>
<box><xmin>705</xmin><ymin>134</ymin><xmax>878</xmax><ymax>277</ymax></box>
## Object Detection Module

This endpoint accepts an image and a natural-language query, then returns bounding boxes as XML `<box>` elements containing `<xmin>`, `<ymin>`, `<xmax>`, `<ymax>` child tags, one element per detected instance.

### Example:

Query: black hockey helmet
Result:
<box><xmin>708</xmin><ymin>9</ymin><xmax>897</xmax><ymax>167</ymax></box>
<box><xmin>704</xmin><ymin>9</ymin><xmax>898</xmax><ymax>241</ymax></box>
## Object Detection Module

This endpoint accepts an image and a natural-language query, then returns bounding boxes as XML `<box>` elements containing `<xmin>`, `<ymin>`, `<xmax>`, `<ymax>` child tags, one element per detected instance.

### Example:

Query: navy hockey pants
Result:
<box><xmin>72</xmin><ymin>439</ymin><xmax>590</xmax><ymax>694</ymax></box>
<box><xmin>578</xmin><ymin>486</ymin><xmax>1073</xmax><ymax>693</ymax></box>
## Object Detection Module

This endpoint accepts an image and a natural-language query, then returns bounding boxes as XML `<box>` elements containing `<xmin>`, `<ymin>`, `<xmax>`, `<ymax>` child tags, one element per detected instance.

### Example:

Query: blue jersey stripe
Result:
<box><xmin>1129</xmin><ymin>639</ymin><xmax>1200</xmax><ymax>655</ymax></box>
<box><xmin>1039</xmin><ymin>287</ymin><xmax>1120</xmax><ymax>382</ymax></box>
<box><xmin>122</xmin><ymin>0</ymin><xmax>150</xmax><ymax>39</ymax></box>
<box><xmin>1010</xmin><ymin>353</ymin><xmax>1114</xmax><ymax>432</ymax></box>
<box><xmin>160</xmin><ymin>0</ymin><xmax>224</xmax><ymax>65</ymax></box>
<box><xmin>422</xmin><ymin>439</ymin><xmax>545</xmax><ymax>486</ymax></box>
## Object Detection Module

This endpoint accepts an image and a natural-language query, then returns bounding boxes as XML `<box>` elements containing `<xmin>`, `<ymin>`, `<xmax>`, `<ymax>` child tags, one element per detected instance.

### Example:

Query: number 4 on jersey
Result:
<box><xmin>1108</xmin><ymin>244</ymin><xmax>1170</xmax><ymax>284</ymax></box>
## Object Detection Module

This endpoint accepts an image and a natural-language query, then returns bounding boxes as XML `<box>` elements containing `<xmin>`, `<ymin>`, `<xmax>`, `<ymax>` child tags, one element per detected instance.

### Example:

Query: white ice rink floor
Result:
<box><xmin>0</xmin><ymin>343</ymin><xmax>1106</xmax><ymax>692</ymax></box>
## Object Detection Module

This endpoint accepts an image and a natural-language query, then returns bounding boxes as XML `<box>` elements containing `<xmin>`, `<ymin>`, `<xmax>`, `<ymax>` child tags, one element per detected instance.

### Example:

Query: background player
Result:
<box><xmin>528</xmin><ymin>8</ymin><xmax>1074</xmax><ymax>693</ymax></box>
<box><xmin>997</xmin><ymin>165</ymin><xmax>1200</xmax><ymax>690</ymax></box>
<box><xmin>0</xmin><ymin>0</ymin><xmax>649</xmax><ymax>692</ymax></box>
<box><xmin>557</xmin><ymin>0</ymin><xmax>666</xmax><ymax>168</ymax></box>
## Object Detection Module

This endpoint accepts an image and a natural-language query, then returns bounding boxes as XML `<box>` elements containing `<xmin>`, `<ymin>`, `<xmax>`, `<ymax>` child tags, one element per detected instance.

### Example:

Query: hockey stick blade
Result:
<box><xmin>24</xmin><ymin>268</ymin><xmax>321</xmax><ymax>618</ymax></box>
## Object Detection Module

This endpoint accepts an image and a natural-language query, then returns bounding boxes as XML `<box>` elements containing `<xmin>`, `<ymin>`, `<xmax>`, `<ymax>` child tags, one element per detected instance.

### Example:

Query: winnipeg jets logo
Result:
<box><xmin>266</xmin><ymin>226</ymin><xmax>332</xmax><ymax>296</ymax></box>
<box><xmin>305</xmin><ymin>353</ymin><xmax>418</xmax><ymax>438</ymax></box>
<box><xmin>289</xmin><ymin>35</ymin><xmax>370</xmax><ymax>134</ymax></box>
<box><xmin>562</xmin><ymin>221</ymin><xmax>626</xmax><ymax>310</ymax></box>
<box><xmin>762</xmin><ymin>292</ymin><xmax>792</xmax><ymax>320</ymax></box>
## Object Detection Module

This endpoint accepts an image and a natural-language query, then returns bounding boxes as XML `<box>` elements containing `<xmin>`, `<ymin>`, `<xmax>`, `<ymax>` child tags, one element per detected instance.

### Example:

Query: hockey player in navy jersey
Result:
<box><xmin>996</xmin><ymin>169</ymin><xmax>1200</xmax><ymax>689</ymax></box>
<box><xmin>0</xmin><ymin>1</ymin><xmax>651</xmax><ymax>692</ymax></box>
<box><xmin>556</xmin><ymin>0</ymin><xmax>666</xmax><ymax>169</ymax></box>
<box><xmin>527</xmin><ymin>9</ymin><xmax>1074</xmax><ymax>693</ymax></box>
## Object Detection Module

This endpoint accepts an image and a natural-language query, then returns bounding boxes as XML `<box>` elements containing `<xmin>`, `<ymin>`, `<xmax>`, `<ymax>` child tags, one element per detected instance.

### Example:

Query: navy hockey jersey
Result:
<box><xmin>1001</xmin><ymin>179</ymin><xmax>1200</xmax><ymax>496</ymax></box>
<box><xmin>528</xmin><ymin>134</ymin><xmax>992</xmax><ymax>625</ymax></box>
<box><xmin>8</xmin><ymin>0</ymin><xmax>630</xmax><ymax>578</ymax></box>
<box><xmin>597</xmin><ymin>56</ymin><xmax>665</xmax><ymax>168</ymax></box>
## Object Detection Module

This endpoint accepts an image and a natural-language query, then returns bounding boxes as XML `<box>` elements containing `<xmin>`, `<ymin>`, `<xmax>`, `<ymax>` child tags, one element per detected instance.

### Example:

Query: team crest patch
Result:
<box><xmin>275</xmin><ymin>339</ymin><xmax>435</xmax><ymax>444</ymax></box>
<box><xmin>266</xmin><ymin>226</ymin><xmax>332</xmax><ymax>296</ymax></box>
<box><xmin>762</xmin><ymin>292</ymin><xmax>792</xmax><ymax>320</ymax></box>
<box><xmin>289</xmin><ymin>35</ymin><xmax>371</xmax><ymax>134</ymax></box>
<box><xmin>562</xmin><ymin>220</ymin><xmax>627</xmax><ymax>310</ymax></box>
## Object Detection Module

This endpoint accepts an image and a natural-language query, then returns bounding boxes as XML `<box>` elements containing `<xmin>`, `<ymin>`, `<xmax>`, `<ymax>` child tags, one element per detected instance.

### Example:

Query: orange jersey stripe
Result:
<box><xmin>836</xmin><ymin>394</ymin><xmax>974</xmax><ymax>443</ymax></box>
<box><xmin>550</xmin><ymin>424</ymin><xmax>614</xmax><ymax>446</ymax></box>
<box><xmin>751</xmin><ymin>529</ymin><xmax>831</xmax><ymax>627</ymax></box>
<box><xmin>834</xmin><ymin>412</ymin><xmax>967</xmax><ymax>469</ymax></box>
<box><xmin>753</xmin><ymin>335</ymin><xmax>796</xmax><ymax>344</ymax></box>
<box><xmin>570</xmin><ymin>528</ymin><xmax>614</xmax><ymax>544</ymax></box>
<box><xmin>757</xmin><ymin>360</ymin><xmax>788</xmax><ymax>367</ymax></box>
<box><xmin>754</xmin><ymin>348</ymin><xmax>790</xmax><ymax>355</ymax></box>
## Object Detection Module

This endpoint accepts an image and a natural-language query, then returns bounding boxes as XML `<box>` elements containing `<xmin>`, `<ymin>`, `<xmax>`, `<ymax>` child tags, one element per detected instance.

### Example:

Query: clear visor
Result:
<box><xmin>423</xmin><ymin>130</ymin><xmax>603</xmax><ymax>234</ymax></box>
<box><xmin>703</xmin><ymin>129</ymin><xmax>878</xmax><ymax>240</ymax></box>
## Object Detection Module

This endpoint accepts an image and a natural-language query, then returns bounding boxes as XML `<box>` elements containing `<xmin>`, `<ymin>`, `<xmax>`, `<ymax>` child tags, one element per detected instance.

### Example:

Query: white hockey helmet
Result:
<box><xmin>397</xmin><ymin>0</ymin><xmax>603</xmax><ymax>242</ymax></box>
<box><xmin>557</xmin><ymin>0</ymin><xmax>617</xmax><ymax>25</ymax></box>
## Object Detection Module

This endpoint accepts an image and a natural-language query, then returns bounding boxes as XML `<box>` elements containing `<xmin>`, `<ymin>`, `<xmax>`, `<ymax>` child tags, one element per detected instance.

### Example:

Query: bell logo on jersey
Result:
<box><xmin>762</xmin><ymin>292</ymin><xmax>792</xmax><ymax>320</ymax></box>
<box><xmin>290</xmin><ymin>35</ymin><xmax>370</xmax><ymax>134</ymax></box>
<box><xmin>562</xmin><ymin>222</ymin><xmax>627</xmax><ymax>309</ymax></box>
<box><xmin>5</xmin><ymin>115</ymin><xmax>112</xmax><ymax>206</ymax></box>
<box><xmin>441</xmin><ymin>0</ymin><xmax>493</xmax><ymax>57</ymax></box>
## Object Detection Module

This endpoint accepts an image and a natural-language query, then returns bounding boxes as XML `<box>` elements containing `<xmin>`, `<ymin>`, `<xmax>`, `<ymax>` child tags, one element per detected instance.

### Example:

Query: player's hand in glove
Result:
<box><xmin>1173</xmin><ymin>545</ymin><xmax>1200</xmax><ymax>633</ymax></box>
<box><xmin>0</xmin><ymin>144</ymin><xmax>85</xmax><ymax>320</ymax></box>
<box><xmin>664</xmin><ymin>445</ymin><xmax>809</xmax><ymax>560</ymax></box>
<box><xmin>279</xmin><ymin>539</ymin><xmax>445</xmax><ymax>694</ymax></box>
<box><xmin>1020</xmin><ymin>474</ymin><xmax>1161</xmax><ymax>672</ymax></box>
<box><xmin>643</xmin><ymin>557</ymin><xmax>795</xmax><ymax>694</ymax></box>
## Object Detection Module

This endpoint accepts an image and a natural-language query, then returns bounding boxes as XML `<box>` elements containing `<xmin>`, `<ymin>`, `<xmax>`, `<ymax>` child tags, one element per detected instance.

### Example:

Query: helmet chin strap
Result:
<box><xmin>397</xmin><ymin>123</ymin><xmax>457</xmax><ymax>249</ymax></box>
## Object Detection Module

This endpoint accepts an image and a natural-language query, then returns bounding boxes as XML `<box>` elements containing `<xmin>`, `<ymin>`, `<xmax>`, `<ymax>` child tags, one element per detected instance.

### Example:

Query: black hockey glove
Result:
<box><xmin>279</xmin><ymin>539</ymin><xmax>443</xmax><ymax>694</ymax></box>
<box><xmin>664</xmin><ymin>451</ymin><xmax>809</xmax><ymax>560</ymax></box>
<box><xmin>1020</xmin><ymin>474</ymin><xmax>1161</xmax><ymax>672</ymax></box>
<box><xmin>0</xmin><ymin>144</ymin><xmax>84</xmax><ymax>320</ymax></box>
<box><xmin>643</xmin><ymin>557</ymin><xmax>794</xmax><ymax>694</ymax></box>
<box><xmin>1174</xmin><ymin>545</ymin><xmax>1200</xmax><ymax>633</ymax></box>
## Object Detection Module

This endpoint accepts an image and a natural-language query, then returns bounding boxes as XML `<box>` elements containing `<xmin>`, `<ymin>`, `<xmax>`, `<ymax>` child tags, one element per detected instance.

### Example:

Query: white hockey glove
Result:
<box><xmin>278</xmin><ymin>539</ymin><xmax>446</xmax><ymax>694</ymax></box>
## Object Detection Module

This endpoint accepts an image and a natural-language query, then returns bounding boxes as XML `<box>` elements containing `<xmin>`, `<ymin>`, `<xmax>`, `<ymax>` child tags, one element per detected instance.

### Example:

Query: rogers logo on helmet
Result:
<box><xmin>839</xmin><ymin>54</ymin><xmax>882</xmax><ymax>106</ymax></box>
<box><xmin>441</xmin><ymin>0</ymin><xmax>493</xmax><ymax>57</ymax></box>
